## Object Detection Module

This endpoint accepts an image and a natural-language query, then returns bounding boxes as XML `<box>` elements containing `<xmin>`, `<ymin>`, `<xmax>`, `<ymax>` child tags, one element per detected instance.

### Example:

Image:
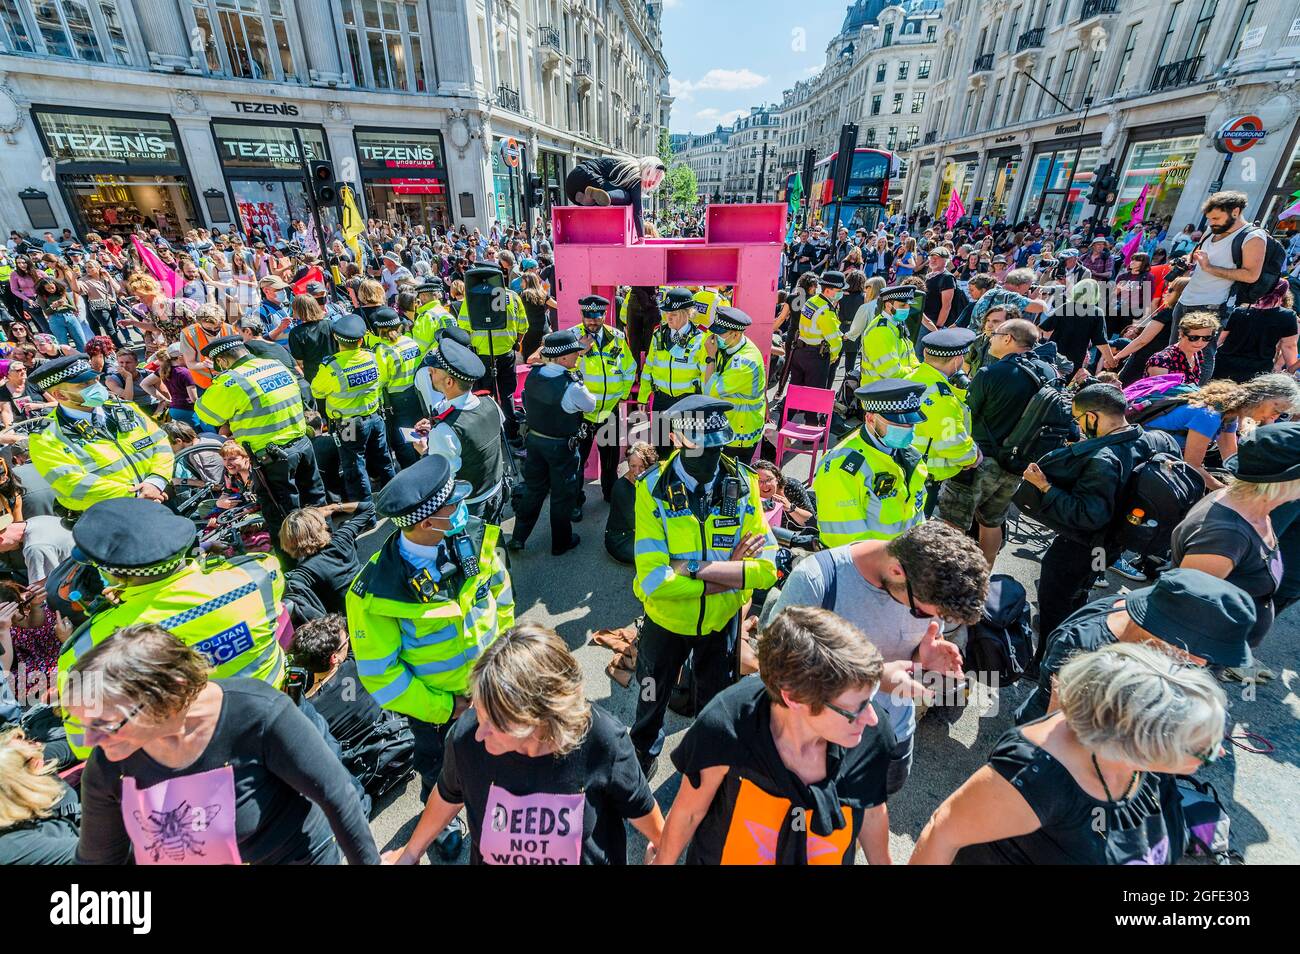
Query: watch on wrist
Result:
<box><xmin>686</xmin><ymin>559</ymin><xmax>700</xmax><ymax>579</ymax></box>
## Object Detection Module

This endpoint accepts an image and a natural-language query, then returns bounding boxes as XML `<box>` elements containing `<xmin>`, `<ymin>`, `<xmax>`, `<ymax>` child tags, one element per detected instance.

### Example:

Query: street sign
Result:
<box><xmin>499</xmin><ymin>137</ymin><xmax>522</xmax><ymax>168</ymax></box>
<box><xmin>1213</xmin><ymin>115</ymin><xmax>1267</xmax><ymax>155</ymax></box>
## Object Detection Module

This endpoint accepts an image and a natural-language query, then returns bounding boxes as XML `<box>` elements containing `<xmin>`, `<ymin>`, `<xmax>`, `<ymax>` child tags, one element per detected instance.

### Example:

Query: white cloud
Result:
<box><xmin>803</xmin><ymin>65</ymin><xmax>822</xmax><ymax>76</ymax></box>
<box><xmin>663</xmin><ymin>0</ymin><xmax>681</xmax><ymax>7</ymax></box>
<box><xmin>695</xmin><ymin>107</ymin><xmax>748</xmax><ymax>126</ymax></box>
<box><xmin>672</xmin><ymin>68</ymin><xmax>769</xmax><ymax>100</ymax></box>
<box><xmin>669</xmin><ymin>77</ymin><xmax>693</xmax><ymax>101</ymax></box>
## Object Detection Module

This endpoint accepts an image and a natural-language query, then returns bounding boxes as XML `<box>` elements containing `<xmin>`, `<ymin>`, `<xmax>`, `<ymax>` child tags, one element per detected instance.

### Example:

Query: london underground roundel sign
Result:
<box><xmin>1214</xmin><ymin>115</ymin><xmax>1267</xmax><ymax>155</ymax></box>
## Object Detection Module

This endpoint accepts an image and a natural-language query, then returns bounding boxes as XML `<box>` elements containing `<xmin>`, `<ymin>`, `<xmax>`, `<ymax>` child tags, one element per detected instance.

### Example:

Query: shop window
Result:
<box><xmin>1112</xmin><ymin>135</ymin><xmax>1200</xmax><ymax>227</ymax></box>
<box><xmin>190</xmin><ymin>0</ymin><xmax>298</xmax><ymax>82</ymax></box>
<box><xmin>341</xmin><ymin>0</ymin><xmax>427</xmax><ymax>91</ymax></box>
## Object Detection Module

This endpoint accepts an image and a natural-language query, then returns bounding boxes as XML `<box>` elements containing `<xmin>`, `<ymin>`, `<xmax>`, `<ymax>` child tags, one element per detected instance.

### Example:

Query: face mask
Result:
<box><xmin>884</xmin><ymin>306</ymin><xmax>908</xmax><ymax>324</ymax></box>
<box><xmin>680</xmin><ymin>445</ymin><xmax>722</xmax><ymax>482</ymax></box>
<box><xmin>79</xmin><ymin>382</ymin><xmax>110</xmax><ymax>408</ymax></box>
<box><xmin>440</xmin><ymin>501</ymin><xmax>469</xmax><ymax>536</ymax></box>
<box><xmin>881</xmin><ymin>423</ymin><xmax>914</xmax><ymax>449</ymax></box>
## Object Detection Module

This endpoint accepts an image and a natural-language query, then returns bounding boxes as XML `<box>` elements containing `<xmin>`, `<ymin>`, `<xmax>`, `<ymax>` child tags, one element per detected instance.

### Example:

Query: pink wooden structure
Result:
<box><xmin>549</xmin><ymin>202</ymin><xmax>787</xmax><ymax>364</ymax></box>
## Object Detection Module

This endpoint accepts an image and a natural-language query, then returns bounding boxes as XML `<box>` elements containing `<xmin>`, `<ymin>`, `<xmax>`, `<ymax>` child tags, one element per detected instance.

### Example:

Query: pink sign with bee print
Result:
<box><xmin>121</xmin><ymin>765</ymin><xmax>242</xmax><ymax>865</ymax></box>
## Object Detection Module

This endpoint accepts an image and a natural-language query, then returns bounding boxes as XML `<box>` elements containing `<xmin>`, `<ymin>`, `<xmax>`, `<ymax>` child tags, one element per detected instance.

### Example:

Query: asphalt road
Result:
<box><xmin>361</xmin><ymin>456</ymin><xmax>1300</xmax><ymax>866</ymax></box>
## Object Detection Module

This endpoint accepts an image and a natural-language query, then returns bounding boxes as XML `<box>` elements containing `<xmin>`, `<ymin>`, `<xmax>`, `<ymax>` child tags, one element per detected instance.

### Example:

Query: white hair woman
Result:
<box><xmin>911</xmin><ymin>642</ymin><xmax>1227</xmax><ymax>865</ymax></box>
<box><xmin>385</xmin><ymin>623</ymin><xmax>664</xmax><ymax>865</ymax></box>
<box><xmin>564</xmin><ymin>155</ymin><xmax>667</xmax><ymax>238</ymax></box>
<box><xmin>0</xmin><ymin>726</ymin><xmax>80</xmax><ymax>864</ymax></box>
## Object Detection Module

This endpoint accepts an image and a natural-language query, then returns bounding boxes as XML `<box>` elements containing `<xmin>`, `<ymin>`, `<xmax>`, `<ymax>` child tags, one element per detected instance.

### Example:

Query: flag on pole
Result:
<box><xmin>340</xmin><ymin>185</ymin><xmax>366</xmax><ymax>264</ymax></box>
<box><xmin>785</xmin><ymin>173</ymin><xmax>803</xmax><ymax>243</ymax></box>
<box><xmin>1121</xmin><ymin>184</ymin><xmax>1150</xmax><ymax>265</ymax></box>
<box><xmin>292</xmin><ymin>265</ymin><xmax>325</xmax><ymax>296</ymax></box>
<box><xmin>1279</xmin><ymin>189</ymin><xmax>1300</xmax><ymax>221</ymax></box>
<box><xmin>944</xmin><ymin>190</ymin><xmax>965</xmax><ymax>231</ymax></box>
<box><xmin>131</xmin><ymin>235</ymin><xmax>182</xmax><ymax>298</ymax></box>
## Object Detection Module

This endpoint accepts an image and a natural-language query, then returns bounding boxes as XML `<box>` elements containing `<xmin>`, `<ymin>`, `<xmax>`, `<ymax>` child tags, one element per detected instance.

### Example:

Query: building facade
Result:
<box><xmin>721</xmin><ymin>105</ymin><xmax>779</xmax><ymax>203</ymax></box>
<box><xmin>904</xmin><ymin>0</ymin><xmax>1300</xmax><ymax>240</ymax></box>
<box><xmin>675</xmin><ymin>124</ymin><xmax>730</xmax><ymax>202</ymax></box>
<box><xmin>0</xmin><ymin>0</ymin><xmax>671</xmax><ymax>241</ymax></box>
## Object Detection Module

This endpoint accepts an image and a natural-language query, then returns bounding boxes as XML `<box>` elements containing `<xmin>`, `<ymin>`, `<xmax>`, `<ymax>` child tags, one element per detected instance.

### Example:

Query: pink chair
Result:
<box><xmin>512</xmin><ymin>364</ymin><xmax>530</xmax><ymax>412</ymax></box>
<box><xmin>774</xmin><ymin>385</ymin><xmax>836</xmax><ymax>478</ymax></box>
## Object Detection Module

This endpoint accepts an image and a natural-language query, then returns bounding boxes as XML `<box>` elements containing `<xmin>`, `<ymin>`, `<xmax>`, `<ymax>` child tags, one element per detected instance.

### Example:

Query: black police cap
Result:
<box><xmin>73</xmin><ymin>499</ymin><xmax>196</xmax><ymax>577</ymax></box>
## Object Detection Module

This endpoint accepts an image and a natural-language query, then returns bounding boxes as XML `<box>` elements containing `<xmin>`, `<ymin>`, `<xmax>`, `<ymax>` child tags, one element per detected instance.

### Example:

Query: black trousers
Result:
<box><xmin>338</xmin><ymin>413</ymin><xmax>396</xmax><ymax>502</ymax></box>
<box><xmin>1037</xmin><ymin>535</ymin><xmax>1109</xmax><ymax>660</ymax></box>
<box><xmin>408</xmin><ymin>716</ymin><xmax>453</xmax><ymax>802</ymax></box>
<box><xmin>255</xmin><ymin>436</ymin><xmax>327</xmax><ymax>542</ymax></box>
<box><xmin>511</xmin><ymin>433</ymin><xmax>580</xmax><ymax>553</ymax></box>
<box><xmin>475</xmin><ymin>351</ymin><xmax>519</xmax><ymax>440</ymax></box>
<box><xmin>788</xmin><ymin>341</ymin><xmax>831</xmax><ymax>390</ymax></box>
<box><xmin>385</xmin><ymin>389</ymin><xmax>425</xmax><ymax>471</ymax></box>
<box><xmin>630</xmin><ymin>614</ymin><xmax>738</xmax><ymax>762</ymax></box>
<box><xmin>577</xmin><ymin>416</ymin><xmax>620</xmax><ymax>506</ymax></box>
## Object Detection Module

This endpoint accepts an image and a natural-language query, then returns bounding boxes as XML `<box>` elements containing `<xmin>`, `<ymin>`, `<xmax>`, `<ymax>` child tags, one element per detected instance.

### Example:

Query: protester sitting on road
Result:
<box><xmin>911</xmin><ymin>642</ymin><xmax>1226</xmax><ymax>865</ymax></box>
<box><xmin>655</xmin><ymin>606</ymin><xmax>894</xmax><ymax>865</ymax></box>
<box><xmin>753</xmin><ymin>459</ymin><xmax>818</xmax><ymax>544</ymax></box>
<box><xmin>280</xmin><ymin>501</ymin><xmax>376</xmax><ymax>616</ymax></box>
<box><xmin>1145</xmin><ymin>311</ymin><xmax>1220</xmax><ymax>381</ymax></box>
<box><xmin>69</xmin><ymin>623</ymin><xmax>379</xmax><ymax>865</ymax></box>
<box><xmin>385</xmin><ymin>623</ymin><xmax>663</xmax><ymax>865</ymax></box>
<box><xmin>0</xmin><ymin>725</ymin><xmax>80</xmax><ymax>864</ymax></box>
<box><xmin>605</xmin><ymin>441</ymin><xmax>655</xmax><ymax>565</ymax></box>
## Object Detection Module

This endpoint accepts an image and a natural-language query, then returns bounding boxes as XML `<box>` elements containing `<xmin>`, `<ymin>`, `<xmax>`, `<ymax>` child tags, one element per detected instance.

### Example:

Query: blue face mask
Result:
<box><xmin>79</xmin><ymin>382</ymin><xmax>110</xmax><ymax>408</ymax></box>
<box><xmin>881</xmin><ymin>423</ymin><xmax>914</xmax><ymax>449</ymax></box>
<box><xmin>884</xmin><ymin>305</ymin><xmax>908</xmax><ymax>324</ymax></box>
<box><xmin>443</xmin><ymin>501</ymin><xmax>469</xmax><ymax>536</ymax></box>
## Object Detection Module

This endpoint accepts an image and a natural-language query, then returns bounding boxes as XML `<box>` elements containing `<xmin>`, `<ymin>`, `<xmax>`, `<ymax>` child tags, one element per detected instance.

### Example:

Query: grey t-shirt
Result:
<box><xmin>22</xmin><ymin>515</ymin><xmax>74</xmax><ymax>583</ymax></box>
<box><xmin>767</xmin><ymin>544</ymin><xmax>929</xmax><ymax>740</ymax></box>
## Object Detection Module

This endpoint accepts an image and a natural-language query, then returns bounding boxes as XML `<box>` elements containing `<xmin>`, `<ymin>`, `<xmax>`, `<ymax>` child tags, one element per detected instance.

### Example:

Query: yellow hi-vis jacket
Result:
<box><xmin>812</xmin><ymin>427</ymin><xmax>928</xmax><ymax>547</ymax></box>
<box><xmin>907</xmin><ymin>362</ymin><xmax>977</xmax><ymax>482</ymax></box>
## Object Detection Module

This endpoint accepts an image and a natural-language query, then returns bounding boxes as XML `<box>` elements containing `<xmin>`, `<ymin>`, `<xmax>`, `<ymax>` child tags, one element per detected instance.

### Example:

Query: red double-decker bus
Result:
<box><xmin>809</xmin><ymin>148</ymin><xmax>896</xmax><ymax>232</ymax></box>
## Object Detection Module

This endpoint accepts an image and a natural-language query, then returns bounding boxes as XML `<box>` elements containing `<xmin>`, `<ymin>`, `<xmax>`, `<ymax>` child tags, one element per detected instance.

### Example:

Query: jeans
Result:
<box><xmin>337</xmin><ymin>413</ymin><xmax>396</xmax><ymax>502</ymax></box>
<box><xmin>47</xmin><ymin>310</ymin><xmax>90</xmax><ymax>351</ymax></box>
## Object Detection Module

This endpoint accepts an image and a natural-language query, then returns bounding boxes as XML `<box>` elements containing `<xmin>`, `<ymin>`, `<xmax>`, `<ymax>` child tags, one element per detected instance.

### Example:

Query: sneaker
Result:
<box><xmin>1092</xmin><ymin>573</ymin><xmax>1110</xmax><ymax>590</ymax></box>
<box><xmin>433</xmin><ymin>816</ymin><xmax>466</xmax><ymax>862</ymax></box>
<box><xmin>585</xmin><ymin>186</ymin><xmax>612</xmax><ymax>206</ymax></box>
<box><xmin>1109</xmin><ymin>556</ymin><xmax>1146</xmax><ymax>582</ymax></box>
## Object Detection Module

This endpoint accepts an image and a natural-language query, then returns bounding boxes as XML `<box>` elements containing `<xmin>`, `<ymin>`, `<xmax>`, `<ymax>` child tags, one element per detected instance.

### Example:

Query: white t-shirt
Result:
<box><xmin>1180</xmin><ymin>225</ymin><xmax>1266</xmax><ymax>307</ymax></box>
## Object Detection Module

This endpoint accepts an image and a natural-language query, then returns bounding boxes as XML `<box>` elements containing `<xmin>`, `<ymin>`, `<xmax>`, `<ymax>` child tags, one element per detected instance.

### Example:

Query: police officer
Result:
<box><xmin>347</xmin><ymin>453</ymin><xmax>513</xmax><ymax>856</ymax></box>
<box><xmin>57</xmin><ymin>498</ymin><xmax>287</xmax><ymax>757</ymax></box>
<box><xmin>908</xmin><ymin>328</ymin><xmax>979</xmax><ymax>515</ymax></box>
<box><xmin>310</xmin><ymin>313</ymin><xmax>396</xmax><ymax>501</ymax></box>
<box><xmin>859</xmin><ymin>284</ymin><xmax>921</xmax><ymax>386</ymax></box>
<box><xmin>27</xmin><ymin>355</ymin><xmax>174</xmax><ymax>517</ymax></box>
<box><xmin>629</xmin><ymin>394</ymin><xmax>778</xmax><ymax>774</ymax></box>
<box><xmin>195</xmin><ymin>333</ymin><xmax>325</xmax><ymax>541</ymax></box>
<box><xmin>458</xmin><ymin>269</ymin><xmax>526</xmax><ymax>445</ymax></box>
<box><xmin>638</xmin><ymin>287</ymin><xmax>707</xmax><ymax>457</ymax></box>
<box><xmin>691</xmin><ymin>285</ymin><xmax>731</xmax><ymax>328</ymax></box>
<box><xmin>411</xmin><ymin>278</ymin><xmax>454</xmax><ymax>353</ymax></box>
<box><xmin>703</xmin><ymin>306</ymin><xmax>768</xmax><ymax>461</ymax></box>
<box><xmin>812</xmin><ymin>379</ymin><xmax>929</xmax><ymax>548</ymax></box>
<box><xmin>788</xmin><ymin>269</ymin><xmax>845</xmax><ymax>390</ymax></box>
<box><xmin>507</xmin><ymin>329</ymin><xmax>595</xmax><ymax>555</ymax></box>
<box><xmin>372</xmin><ymin>307</ymin><xmax>426</xmax><ymax>470</ymax></box>
<box><xmin>423</xmin><ymin>337</ymin><xmax>507</xmax><ymax>519</ymax></box>
<box><xmin>575</xmin><ymin>294</ymin><xmax>636</xmax><ymax>518</ymax></box>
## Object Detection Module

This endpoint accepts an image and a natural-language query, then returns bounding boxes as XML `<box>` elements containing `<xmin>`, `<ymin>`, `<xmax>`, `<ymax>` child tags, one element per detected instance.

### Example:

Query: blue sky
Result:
<box><xmin>662</xmin><ymin>0</ymin><xmax>847</xmax><ymax>135</ymax></box>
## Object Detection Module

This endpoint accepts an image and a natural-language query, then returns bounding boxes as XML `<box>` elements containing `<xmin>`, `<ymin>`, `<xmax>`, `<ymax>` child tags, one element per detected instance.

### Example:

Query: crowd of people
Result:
<box><xmin>0</xmin><ymin>176</ymin><xmax>1295</xmax><ymax>866</ymax></box>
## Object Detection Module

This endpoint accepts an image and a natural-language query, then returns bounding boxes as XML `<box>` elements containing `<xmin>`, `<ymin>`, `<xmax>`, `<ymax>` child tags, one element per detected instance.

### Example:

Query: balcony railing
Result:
<box><xmin>1016</xmin><ymin>26</ymin><xmax>1044</xmax><ymax>52</ymax></box>
<box><xmin>576</xmin><ymin>58</ymin><xmax>592</xmax><ymax>77</ymax></box>
<box><xmin>1150</xmin><ymin>55</ymin><xmax>1202</xmax><ymax>92</ymax></box>
<box><xmin>1080</xmin><ymin>0</ymin><xmax>1119</xmax><ymax>19</ymax></box>
<box><xmin>497</xmin><ymin>85</ymin><xmax>521</xmax><ymax>111</ymax></box>
<box><xmin>972</xmin><ymin>52</ymin><xmax>994</xmax><ymax>73</ymax></box>
<box><xmin>539</xmin><ymin>26</ymin><xmax>561</xmax><ymax>49</ymax></box>
<box><xmin>923</xmin><ymin>130</ymin><xmax>938</xmax><ymax>144</ymax></box>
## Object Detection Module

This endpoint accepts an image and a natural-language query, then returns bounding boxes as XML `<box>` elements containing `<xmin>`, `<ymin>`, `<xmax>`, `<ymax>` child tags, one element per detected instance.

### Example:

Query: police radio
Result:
<box><xmin>283</xmin><ymin>666</ymin><xmax>310</xmax><ymax>704</ymax></box>
<box><xmin>452</xmin><ymin>534</ymin><xmax>480</xmax><ymax>578</ymax></box>
<box><xmin>720</xmin><ymin>476</ymin><xmax>744</xmax><ymax>518</ymax></box>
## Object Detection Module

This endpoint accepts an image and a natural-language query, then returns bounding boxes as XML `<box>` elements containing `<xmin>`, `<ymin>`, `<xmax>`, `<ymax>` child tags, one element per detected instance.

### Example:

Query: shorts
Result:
<box><xmin>937</xmin><ymin>456</ymin><xmax>1022</xmax><ymax>530</ymax></box>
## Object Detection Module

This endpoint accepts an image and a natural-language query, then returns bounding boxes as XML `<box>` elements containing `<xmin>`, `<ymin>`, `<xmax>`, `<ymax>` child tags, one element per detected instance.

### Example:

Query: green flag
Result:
<box><xmin>786</xmin><ymin>173</ymin><xmax>803</xmax><ymax>242</ymax></box>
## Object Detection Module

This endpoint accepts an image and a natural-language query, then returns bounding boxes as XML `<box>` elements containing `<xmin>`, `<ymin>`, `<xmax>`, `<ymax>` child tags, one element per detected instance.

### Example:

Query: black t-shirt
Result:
<box><xmin>1015</xmin><ymin>596</ymin><xmax>1117</xmax><ymax>724</ymax></box>
<box><xmin>77</xmin><ymin>679</ymin><xmax>378</xmax><ymax>865</ymax></box>
<box><xmin>438</xmin><ymin>705</ymin><xmax>655</xmax><ymax>865</ymax></box>
<box><xmin>288</xmin><ymin>319</ymin><xmax>338</xmax><ymax>385</ymax></box>
<box><xmin>923</xmin><ymin>271</ymin><xmax>956</xmax><ymax>324</ymax></box>
<box><xmin>306</xmin><ymin>657</ymin><xmax>385</xmax><ymax>753</ymax></box>
<box><xmin>1214</xmin><ymin>306</ymin><xmax>1299</xmax><ymax>382</ymax></box>
<box><xmin>671</xmin><ymin>676</ymin><xmax>894</xmax><ymax>865</ymax></box>
<box><xmin>246</xmin><ymin>337</ymin><xmax>297</xmax><ymax>373</ymax></box>
<box><xmin>1172</xmin><ymin>495</ymin><xmax>1282</xmax><ymax>646</ymax></box>
<box><xmin>954</xmin><ymin>722</ymin><xmax>1185</xmax><ymax>865</ymax></box>
<box><xmin>0</xmin><ymin>782</ymin><xmax>80</xmax><ymax>864</ymax></box>
<box><xmin>1040</xmin><ymin>306</ymin><xmax>1108</xmax><ymax>374</ymax></box>
<box><xmin>0</xmin><ymin>381</ymin><xmax>45</xmax><ymax>420</ymax></box>
<box><xmin>288</xmin><ymin>503</ymin><xmax>375</xmax><ymax>615</ymax></box>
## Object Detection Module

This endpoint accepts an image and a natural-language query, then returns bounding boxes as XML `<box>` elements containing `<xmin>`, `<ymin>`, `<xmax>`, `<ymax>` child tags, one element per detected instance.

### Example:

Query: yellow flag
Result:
<box><xmin>340</xmin><ymin>185</ymin><xmax>365</xmax><ymax>262</ymax></box>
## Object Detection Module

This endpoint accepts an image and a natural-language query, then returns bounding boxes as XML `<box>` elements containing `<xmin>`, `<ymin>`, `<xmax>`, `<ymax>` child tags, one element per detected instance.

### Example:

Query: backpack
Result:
<box><xmin>964</xmin><ymin>574</ymin><xmax>1035</xmax><ymax>687</ymax></box>
<box><xmin>1176</xmin><ymin>777</ymin><xmax>1240</xmax><ymax>863</ymax></box>
<box><xmin>1123</xmin><ymin>374</ymin><xmax>1200</xmax><ymax>425</ymax></box>
<box><xmin>1227</xmin><ymin>226</ymin><xmax>1287</xmax><ymax>305</ymax></box>
<box><xmin>1107</xmin><ymin>444</ymin><xmax>1205</xmax><ymax>560</ymax></box>
<box><xmin>996</xmin><ymin>357</ymin><xmax>1076</xmax><ymax>476</ymax></box>
<box><xmin>947</xmin><ymin>282</ymin><xmax>970</xmax><ymax>324</ymax></box>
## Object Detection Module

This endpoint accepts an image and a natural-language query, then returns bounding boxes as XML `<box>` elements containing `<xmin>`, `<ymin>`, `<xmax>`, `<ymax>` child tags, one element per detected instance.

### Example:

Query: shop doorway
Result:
<box><xmin>63</xmin><ymin>174</ymin><xmax>198</xmax><ymax>242</ymax></box>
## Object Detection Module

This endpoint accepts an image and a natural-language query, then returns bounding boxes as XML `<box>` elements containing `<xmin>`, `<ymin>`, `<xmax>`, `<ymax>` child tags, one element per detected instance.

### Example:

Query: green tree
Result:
<box><xmin>666</xmin><ymin>164</ymin><xmax>698</xmax><ymax>213</ymax></box>
<box><xmin>658</xmin><ymin>128</ymin><xmax>673</xmax><ymax>169</ymax></box>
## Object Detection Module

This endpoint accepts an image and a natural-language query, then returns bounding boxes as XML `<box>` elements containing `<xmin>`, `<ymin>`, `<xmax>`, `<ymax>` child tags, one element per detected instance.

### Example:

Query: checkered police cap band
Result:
<box><xmin>97</xmin><ymin>553</ymin><xmax>187</xmax><ymax>578</ymax></box>
<box><xmin>924</xmin><ymin>344</ymin><xmax>969</xmax><ymax>357</ymax></box>
<box><xmin>670</xmin><ymin>410</ymin><xmax>733</xmax><ymax>447</ymax></box>
<box><xmin>862</xmin><ymin>395</ymin><xmax>923</xmax><ymax>413</ymax></box>
<box><xmin>206</xmin><ymin>338</ymin><xmax>244</xmax><ymax>357</ymax></box>
<box><xmin>34</xmin><ymin>359</ymin><xmax>93</xmax><ymax>389</ymax></box>
<box><xmin>541</xmin><ymin>340</ymin><xmax>582</xmax><ymax>357</ymax></box>
<box><xmin>430</xmin><ymin>347</ymin><xmax>477</xmax><ymax>382</ymax></box>
<box><xmin>390</xmin><ymin>477</ymin><xmax>457</xmax><ymax>528</ymax></box>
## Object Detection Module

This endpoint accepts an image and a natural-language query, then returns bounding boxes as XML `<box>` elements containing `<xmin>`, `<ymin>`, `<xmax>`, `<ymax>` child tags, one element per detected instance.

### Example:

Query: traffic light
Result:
<box><xmin>310</xmin><ymin>161</ymin><xmax>337</xmax><ymax>205</ymax></box>
<box><xmin>527</xmin><ymin>172</ymin><xmax>544</xmax><ymax>206</ymax></box>
<box><xmin>1088</xmin><ymin>161</ymin><xmax>1118</xmax><ymax>208</ymax></box>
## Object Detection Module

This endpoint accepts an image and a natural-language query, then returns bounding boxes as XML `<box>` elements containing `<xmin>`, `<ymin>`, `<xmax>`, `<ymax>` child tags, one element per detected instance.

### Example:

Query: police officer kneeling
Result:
<box><xmin>28</xmin><ymin>355</ymin><xmax>174</xmax><ymax>516</ymax></box>
<box><xmin>56</xmin><ymin>497</ymin><xmax>288</xmax><ymax>758</ymax></box>
<box><xmin>507</xmin><ymin>329</ymin><xmax>596</xmax><ymax>556</ymax></box>
<box><xmin>195</xmin><ymin>333</ymin><xmax>326</xmax><ymax>541</ymax></box>
<box><xmin>630</xmin><ymin>395</ymin><xmax>779</xmax><ymax>775</ymax></box>
<box><xmin>347</xmin><ymin>453</ymin><xmax>514</xmax><ymax>857</ymax></box>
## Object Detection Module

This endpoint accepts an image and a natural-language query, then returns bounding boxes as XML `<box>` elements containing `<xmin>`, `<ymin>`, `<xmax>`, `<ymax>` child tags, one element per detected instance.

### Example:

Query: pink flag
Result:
<box><xmin>1279</xmin><ymin>191</ymin><xmax>1300</xmax><ymax>221</ymax></box>
<box><xmin>131</xmin><ymin>234</ymin><xmax>183</xmax><ymax>298</ymax></box>
<box><xmin>944</xmin><ymin>191</ymin><xmax>965</xmax><ymax>231</ymax></box>
<box><xmin>1121</xmin><ymin>184</ymin><xmax>1150</xmax><ymax>265</ymax></box>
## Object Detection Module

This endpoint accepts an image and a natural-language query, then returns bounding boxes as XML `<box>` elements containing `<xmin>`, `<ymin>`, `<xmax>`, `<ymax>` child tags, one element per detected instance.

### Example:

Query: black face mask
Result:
<box><xmin>680</xmin><ymin>445</ymin><xmax>722</xmax><ymax>483</ymax></box>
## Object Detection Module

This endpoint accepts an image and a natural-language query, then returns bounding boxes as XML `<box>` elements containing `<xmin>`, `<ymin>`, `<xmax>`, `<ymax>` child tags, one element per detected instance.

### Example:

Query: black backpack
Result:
<box><xmin>1107</xmin><ymin>447</ymin><xmax>1205</xmax><ymax>560</ymax></box>
<box><xmin>965</xmin><ymin>574</ymin><xmax>1035</xmax><ymax>687</ymax></box>
<box><xmin>1226</xmin><ymin>226</ymin><xmax>1287</xmax><ymax>305</ymax></box>
<box><xmin>996</xmin><ymin>357</ymin><xmax>1077</xmax><ymax>476</ymax></box>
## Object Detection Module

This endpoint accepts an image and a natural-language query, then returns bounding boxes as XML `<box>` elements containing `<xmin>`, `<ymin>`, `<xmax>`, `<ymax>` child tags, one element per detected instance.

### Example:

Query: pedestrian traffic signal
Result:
<box><xmin>310</xmin><ymin>161</ymin><xmax>337</xmax><ymax>205</ymax></box>
<box><xmin>1088</xmin><ymin>161</ymin><xmax>1118</xmax><ymax>207</ymax></box>
<box><xmin>527</xmin><ymin>172</ymin><xmax>544</xmax><ymax>206</ymax></box>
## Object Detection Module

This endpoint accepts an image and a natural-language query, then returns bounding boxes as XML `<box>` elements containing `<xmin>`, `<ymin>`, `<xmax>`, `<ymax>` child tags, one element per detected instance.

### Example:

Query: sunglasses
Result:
<box><xmin>823</xmin><ymin>689</ymin><xmax>877</xmax><ymax>723</ymax></box>
<box><xmin>1184</xmin><ymin>333</ymin><xmax>1214</xmax><ymax>342</ymax></box>
<box><xmin>904</xmin><ymin>575</ymin><xmax>932</xmax><ymax>620</ymax></box>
